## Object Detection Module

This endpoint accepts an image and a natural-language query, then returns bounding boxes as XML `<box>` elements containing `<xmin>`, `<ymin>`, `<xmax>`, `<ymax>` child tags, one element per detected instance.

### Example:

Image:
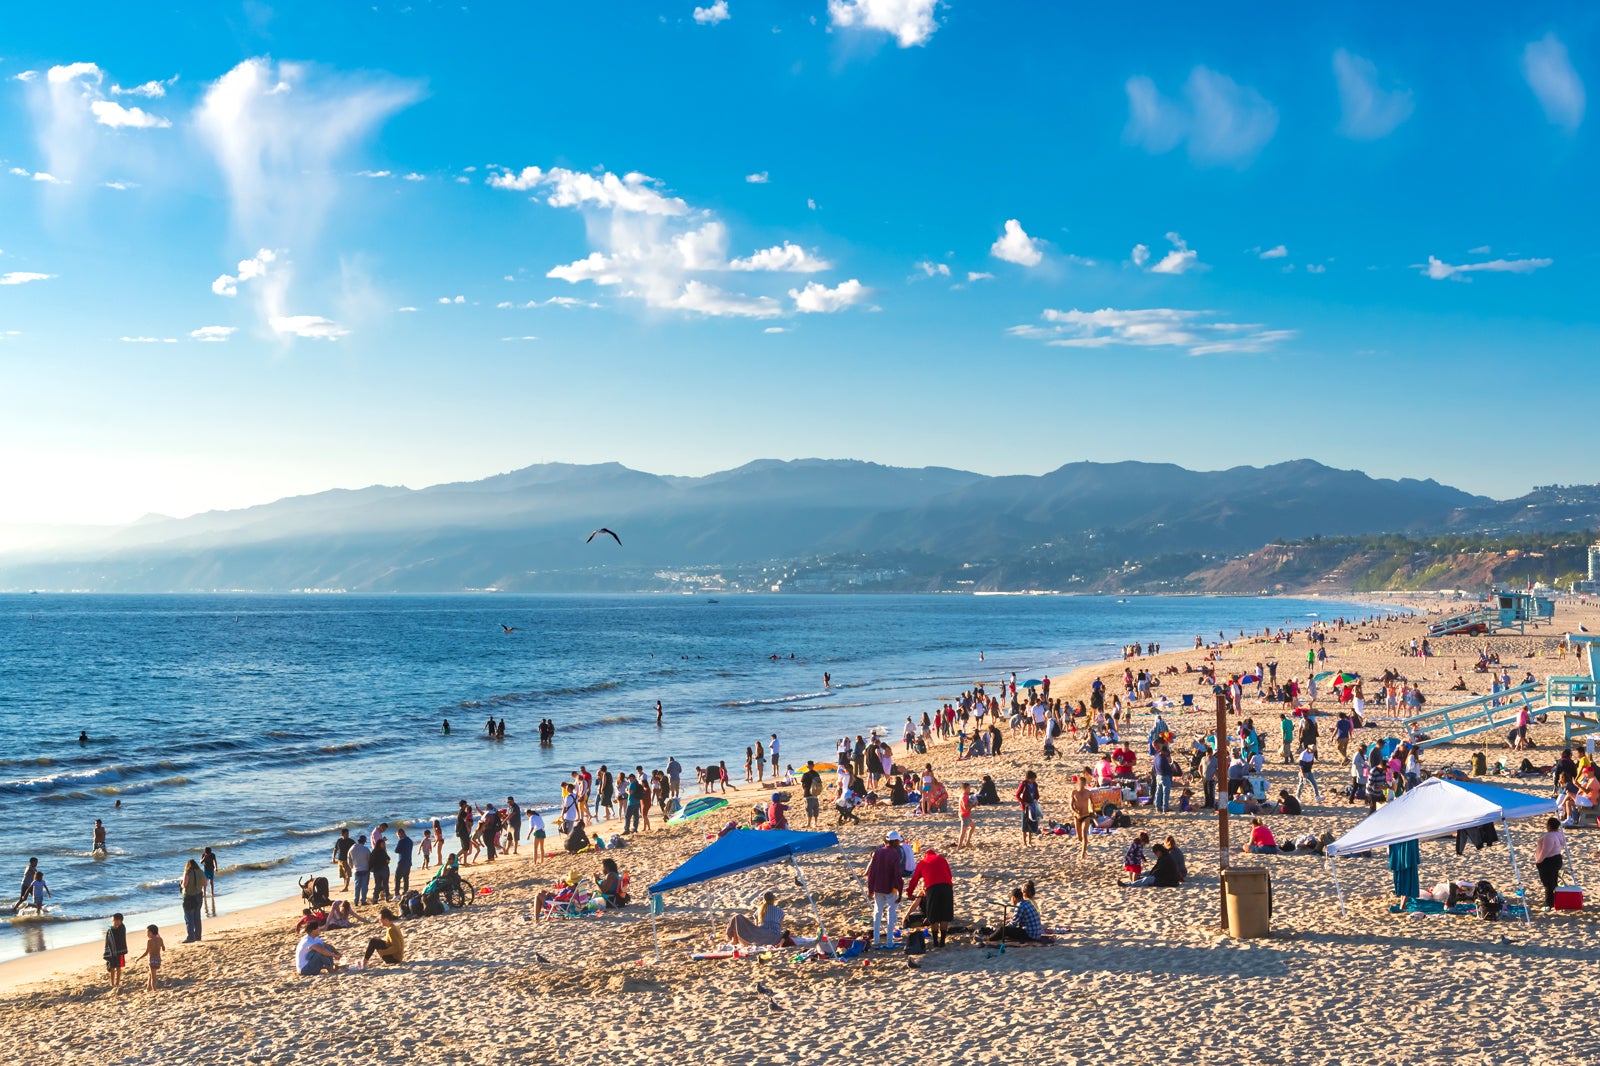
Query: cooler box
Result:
<box><xmin>1553</xmin><ymin>886</ymin><xmax>1583</xmax><ymax>911</ymax></box>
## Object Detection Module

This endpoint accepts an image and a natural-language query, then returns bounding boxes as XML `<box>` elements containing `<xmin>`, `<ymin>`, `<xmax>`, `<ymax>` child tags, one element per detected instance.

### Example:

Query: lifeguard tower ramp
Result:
<box><xmin>1397</xmin><ymin>683</ymin><xmax>1544</xmax><ymax>750</ymax></box>
<box><xmin>1553</xmin><ymin>634</ymin><xmax>1600</xmax><ymax>746</ymax></box>
<box><xmin>1427</xmin><ymin>589</ymin><xmax>1555</xmax><ymax>639</ymax></box>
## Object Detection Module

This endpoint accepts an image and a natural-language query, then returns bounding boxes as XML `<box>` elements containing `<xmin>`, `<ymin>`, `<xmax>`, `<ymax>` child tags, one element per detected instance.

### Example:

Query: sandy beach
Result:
<box><xmin>4</xmin><ymin>596</ymin><xmax>1597</xmax><ymax>1066</ymax></box>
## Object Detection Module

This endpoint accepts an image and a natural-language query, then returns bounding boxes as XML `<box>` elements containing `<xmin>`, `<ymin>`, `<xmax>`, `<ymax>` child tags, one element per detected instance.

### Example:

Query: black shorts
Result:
<box><xmin>923</xmin><ymin>883</ymin><xmax>954</xmax><ymax>924</ymax></box>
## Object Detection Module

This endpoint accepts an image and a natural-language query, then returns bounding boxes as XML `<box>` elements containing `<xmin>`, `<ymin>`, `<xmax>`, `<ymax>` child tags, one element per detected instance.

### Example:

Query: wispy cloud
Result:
<box><xmin>966</xmin><ymin>271</ymin><xmax>994</xmax><ymax>282</ymax></box>
<box><xmin>0</xmin><ymin>272</ymin><xmax>56</xmax><ymax>285</ymax></box>
<box><xmin>90</xmin><ymin>100</ymin><xmax>171</xmax><ymax>129</ymax></box>
<box><xmin>990</xmin><ymin>219</ymin><xmax>1043</xmax><ymax>267</ymax></box>
<box><xmin>913</xmin><ymin>260</ymin><xmax>951</xmax><ymax>278</ymax></box>
<box><xmin>190</xmin><ymin>326</ymin><xmax>236</xmax><ymax>342</ymax></box>
<box><xmin>729</xmin><ymin>243</ymin><xmax>831</xmax><ymax>272</ymax></box>
<box><xmin>120</xmin><ymin>336</ymin><xmax>177</xmax><ymax>343</ymax></box>
<box><xmin>763</xmin><ymin>326</ymin><xmax>790</xmax><ymax>333</ymax></box>
<box><xmin>1010</xmin><ymin>307</ymin><xmax>1292</xmax><ymax>355</ymax></box>
<box><xmin>8</xmin><ymin>167</ymin><xmax>65</xmax><ymax>184</ymax></box>
<box><xmin>1522</xmin><ymin>33</ymin><xmax>1585</xmax><ymax>131</ymax></box>
<box><xmin>744</xmin><ymin>171</ymin><xmax>769</xmax><ymax>184</ymax></box>
<box><xmin>111</xmin><ymin>78</ymin><xmax>175</xmax><ymax>98</ymax></box>
<box><xmin>693</xmin><ymin>0</ymin><xmax>730</xmax><ymax>25</ymax></box>
<box><xmin>1125</xmin><ymin>66</ymin><xmax>1277</xmax><ymax>166</ymax></box>
<box><xmin>497</xmin><ymin>296</ymin><xmax>599</xmax><ymax>309</ymax></box>
<box><xmin>1419</xmin><ymin>254</ymin><xmax>1552</xmax><ymax>281</ymax></box>
<box><xmin>437</xmin><ymin>294</ymin><xmax>466</xmax><ymax>304</ymax></box>
<box><xmin>828</xmin><ymin>0</ymin><xmax>940</xmax><ymax>48</ymax></box>
<box><xmin>270</xmin><ymin>315</ymin><xmax>349</xmax><ymax>340</ymax></box>
<box><xmin>20</xmin><ymin>62</ymin><xmax>172</xmax><ymax>185</ymax></box>
<box><xmin>1333</xmin><ymin>49</ymin><xmax>1413</xmax><ymax>139</ymax></box>
<box><xmin>1258</xmin><ymin>245</ymin><xmax>1288</xmax><ymax>259</ymax></box>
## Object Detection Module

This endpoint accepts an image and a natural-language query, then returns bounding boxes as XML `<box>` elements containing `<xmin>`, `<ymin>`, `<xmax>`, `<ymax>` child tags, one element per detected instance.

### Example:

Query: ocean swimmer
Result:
<box><xmin>92</xmin><ymin>818</ymin><xmax>107</xmax><ymax>856</ymax></box>
<box><xmin>79</xmin><ymin>730</ymin><xmax>89</xmax><ymax>746</ymax></box>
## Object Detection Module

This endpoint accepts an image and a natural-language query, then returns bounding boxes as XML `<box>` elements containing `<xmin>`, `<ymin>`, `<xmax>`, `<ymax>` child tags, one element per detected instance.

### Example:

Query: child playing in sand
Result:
<box><xmin>135</xmin><ymin>925</ymin><xmax>165</xmax><ymax>990</ymax></box>
<box><xmin>1123</xmin><ymin>833</ymin><xmax>1149</xmax><ymax>881</ymax></box>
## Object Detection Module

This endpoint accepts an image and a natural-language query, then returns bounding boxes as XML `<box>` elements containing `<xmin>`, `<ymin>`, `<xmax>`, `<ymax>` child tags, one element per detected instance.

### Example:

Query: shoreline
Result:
<box><xmin>0</xmin><ymin>597</ymin><xmax>1437</xmax><ymax>994</ymax></box>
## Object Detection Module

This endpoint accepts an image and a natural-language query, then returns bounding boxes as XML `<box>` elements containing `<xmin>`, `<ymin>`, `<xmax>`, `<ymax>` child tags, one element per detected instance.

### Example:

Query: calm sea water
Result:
<box><xmin>0</xmin><ymin>592</ymin><xmax>1376</xmax><ymax>961</ymax></box>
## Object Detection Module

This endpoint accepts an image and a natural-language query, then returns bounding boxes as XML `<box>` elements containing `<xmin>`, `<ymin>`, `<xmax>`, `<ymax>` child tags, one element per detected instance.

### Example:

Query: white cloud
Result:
<box><xmin>806</xmin><ymin>198</ymin><xmax>818</xmax><ymax>211</ymax></box>
<box><xmin>190</xmin><ymin>326</ymin><xmax>237</xmax><ymax>342</ymax></box>
<box><xmin>396</xmin><ymin>306</ymin><xmax>418</xmax><ymax>312</ymax></box>
<box><xmin>47</xmin><ymin>62</ymin><xmax>102</xmax><ymax>85</ymax></box>
<box><xmin>1419</xmin><ymin>255</ymin><xmax>1552</xmax><ymax>281</ymax></box>
<box><xmin>1259</xmin><ymin>244</ymin><xmax>1288</xmax><ymax>259</ymax></box>
<box><xmin>212</xmin><ymin>249</ymin><xmax>276</xmax><ymax>297</ymax></box>
<box><xmin>89</xmin><ymin>99</ymin><xmax>170</xmax><ymax>129</ymax></box>
<box><xmin>501</xmin><ymin>336</ymin><xmax>539</xmax><ymax>342</ymax></box>
<box><xmin>101</xmin><ymin>180</ymin><xmax>138</xmax><ymax>190</ymax></box>
<box><xmin>828</xmin><ymin>0</ymin><xmax>941</xmax><ymax>48</ymax></box>
<box><xmin>497</xmin><ymin>162</ymin><xmax>846</xmax><ymax>319</ymax></box>
<box><xmin>0</xmin><ymin>272</ymin><xmax>56</xmax><ymax>285</ymax></box>
<box><xmin>693</xmin><ymin>0</ymin><xmax>730</xmax><ymax>25</ymax></box>
<box><xmin>913</xmin><ymin>260</ymin><xmax>951</xmax><ymax>277</ymax></box>
<box><xmin>403</xmin><ymin>172</ymin><xmax>425</xmax><ymax>182</ymax></box>
<box><xmin>356</xmin><ymin>169</ymin><xmax>392</xmax><ymax>178</ymax></box>
<box><xmin>10</xmin><ymin>167</ymin><xmax>65</xmax><ymax>184</ymax></box>
<box><xmin>763</xmin><ymin>326</ymin><xmax>790</xmax><ymax>333</ymax></box>
<box><xmin>966</xmin><ymin>270</ymin><xmax>994</xmax><ymax>282</ymax></box>
<box><xmin>1147</xmin><ymin>232</ymin><xmax>1200</xmax><ymax>275</ymax></box>
<box><xmin>111</xmin><ymin>78</ymin><xmax>174</xmax><ymax>98</ymax></box>
<box><xmin>990</xmin><ymin>219</ymin><xmax>1043</xmax><ymax>267</ymax></box>
<box><xmin>729</xmin><ymin>242</ymin><xmax>831</xmax><ymax>272</ymax></box>
<box><xmin>745</xmin><ymin>171</ymin><xmax>769</xmax><ymax>184</ymax></box>
<box><xmin>120</xmin><ymin>336</ymin><xmax>178</xmax><ymax>343</ymax></box>
<box><xmin>672</xmin><ymin>280</ymin><xmax>782</xmax><ymax>318</ymax></box>
<box><xmin>13</xmin><ymin>71</ymin><xmax>39</xmax><ymax>83</ymax></box>
<box><xmin>1305</xmin><ymin>264</ymin><xmax>1327</xmax><ymax>274</ymax></box>
<box><xmin>1010</xmin><ymin>307</ymin><xmax>1293</xmax><ymax>356</ymax></box>
<box><xmin>489</xmin><ymin>165</ymin><xmax>689</xmax><ymax>216</ymax></box>
<box><xmin>499</xmin><ymin>296</ymin><xmax>599</xmax><ymax>310</ymax></box>
<box><xmin>791</xmin><ymin>278</ymin><xmax>866</xmax><ymax>313</ymax></box>
<box><xmin>1124</xmin><ymin>66</ymin><xmax>1277</xmax><ymax>166</ymax></box>
<box><xmin>1468</xmin><ymin>245</ymin><xmax>1491</xmax><ymax>255</ymax></box>
<box><xmin>437</xmin><ymin>295</ymin><xmax>466</xmax><ymax>304</ymax></box>
<box><xmin>1130</xmin><ymin>244</ymin><xmax>1150</xmax><ymax>268</ymax></box>
<box><xmin>1333</xmin><ymin>49</ymin><xmax>1414</xmax><ymax>139</ymax></box>
<box><xmin>270</xmin><ymin>315</ymin><xmax>349</xmax><ymax>340</ymax></box>
<box><xmin>1523</xmin><ymin>34</ymin><xmax>1585</xmax><ymax>131</ymax></box>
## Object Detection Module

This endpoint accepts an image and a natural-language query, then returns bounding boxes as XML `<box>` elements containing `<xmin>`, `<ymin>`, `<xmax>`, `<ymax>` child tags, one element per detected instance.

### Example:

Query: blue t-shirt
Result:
<box><xmin>394</xmin><ymin>836</ymin><xmax>414</xmax><ymax>866</ymax></box>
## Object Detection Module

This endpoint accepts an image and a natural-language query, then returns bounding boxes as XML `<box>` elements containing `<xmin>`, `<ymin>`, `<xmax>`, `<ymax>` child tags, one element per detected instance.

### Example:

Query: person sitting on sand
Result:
<box><xmin>725</xmin><ymin>891</ymin><xmax>785</xmax><ymax>948</ymax></box>
<box><xmin>985</xmin><ymin>884</ymin><xmax>1044</xmax><ymax>944</ymax></box>
<box><xmin>1122</xmin><ymin>842</ymin><xmax>1180</xmax><ymax>888</ymax></box>
<box><xmin>564</xmin><ymin>820</ymin><xmax>591</xmax><ymax>854</ymax></box>
<box><xmin>1247</xmin><ymin>817</ymin><xmax>1277</xmax><ymax>854</ymax></box>
<box><xmin>1278</xmin><ymin>790</ymin><xmax>1303</xmax><ymax>817</ymax></box>
<box><xmin>534</xmin><ymin>871</ymin><xmax>589</xmax><ymax>921</ymax></box>
<box><xmin>1164</xmin><ymin>835</ymin><xmax>1188</xmax><ymax>882</ymax></box>
<box><xmin>597</xmin><ymin>857</ymin><xmax>629</xmax><ymax>909</ymax></box>
<box><xmin>361</xmin><ymin>908</ymin><xmax>405</xmax><ymax>967</ymax></box>
<box><xmin>322</xmin><ymin>900</ymin><xmax>359</xmax><ymax>930</ymax></box>
<box><xmin>765</xmin><ymin>793</ymin><xmax>789</xmax><ymax>830</ymax></box>
<box><xmin>296</xmin><ymin>919</ymin><xmax>343</xmax><ymax>976</ymax></box>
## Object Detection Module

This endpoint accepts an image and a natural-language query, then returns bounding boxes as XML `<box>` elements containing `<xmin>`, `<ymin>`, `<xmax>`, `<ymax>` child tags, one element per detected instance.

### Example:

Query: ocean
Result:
<box><xmin>0</xmin><ymin>592</ymin><xmax>1379</xmax><ymax>962</ymax></box>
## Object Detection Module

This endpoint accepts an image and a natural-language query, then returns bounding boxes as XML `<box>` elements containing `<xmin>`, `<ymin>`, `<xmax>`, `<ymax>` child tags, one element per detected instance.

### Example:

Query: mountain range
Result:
<box><xmin>1</xmin><ymin>458</ymin><xmax>1595</xmax><ymax>593</ymax></box>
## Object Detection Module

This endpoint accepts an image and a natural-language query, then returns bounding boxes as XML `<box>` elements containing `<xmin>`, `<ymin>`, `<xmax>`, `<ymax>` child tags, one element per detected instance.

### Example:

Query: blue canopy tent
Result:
<box><xmin>647</xmin><ymin>829</ymin><xmax>839</xmax><ymax>958</ymax></box>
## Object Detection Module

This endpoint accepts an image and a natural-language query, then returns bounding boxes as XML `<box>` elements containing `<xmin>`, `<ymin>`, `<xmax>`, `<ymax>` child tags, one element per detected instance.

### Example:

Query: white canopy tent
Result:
<box><xmin>1324</xmin><ymin>778</ymin><xmax>1558</xmax><ymax>921</ymax></box>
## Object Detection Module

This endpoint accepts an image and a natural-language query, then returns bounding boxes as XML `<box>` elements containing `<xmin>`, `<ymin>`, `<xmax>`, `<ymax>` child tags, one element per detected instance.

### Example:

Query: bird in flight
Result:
<box><xmin>586</xmin><ymin>528</ymin><xmax>622</xmax><ymax>546</ymax></box>
<box><xmin>501</xmin><ymin>624</ymin><xmax>518</xmax><ymax>634</ymax></box>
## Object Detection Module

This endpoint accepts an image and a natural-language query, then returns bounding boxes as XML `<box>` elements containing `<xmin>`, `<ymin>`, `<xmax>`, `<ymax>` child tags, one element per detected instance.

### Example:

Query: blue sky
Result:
<box><xmin>1</xmin><ymin>1</ymin><xmax>1594</xmax><ymax>526</ymax></box>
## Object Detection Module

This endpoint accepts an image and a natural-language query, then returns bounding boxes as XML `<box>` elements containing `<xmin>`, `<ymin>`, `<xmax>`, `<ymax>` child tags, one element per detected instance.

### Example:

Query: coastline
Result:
<box><xmin>3</xmin><ymin>596</ymin><xmax>1595</xmax><ymax>1066</ymax></box>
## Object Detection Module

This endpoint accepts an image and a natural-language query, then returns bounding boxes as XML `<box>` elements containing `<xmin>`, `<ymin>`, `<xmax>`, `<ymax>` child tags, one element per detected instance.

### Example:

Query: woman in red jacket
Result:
<box><xmin>907</xmin><ymin>846</ymin><xmax>955</xmax><ymax>947</ymax></box>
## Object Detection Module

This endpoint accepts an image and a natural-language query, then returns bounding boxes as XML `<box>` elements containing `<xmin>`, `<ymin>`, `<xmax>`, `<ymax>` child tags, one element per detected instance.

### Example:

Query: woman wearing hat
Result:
<box><xmin>533</xmin><ymin>870</ymin><xmax>584</xmax><ymax>922</ymax></box>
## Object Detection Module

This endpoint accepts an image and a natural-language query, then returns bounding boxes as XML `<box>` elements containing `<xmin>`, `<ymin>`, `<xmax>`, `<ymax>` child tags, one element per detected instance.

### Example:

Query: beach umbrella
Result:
<box><xmin>1239</xmin><ymin>674</ymin><xmax>1261</xmax><ymax>685</ymax></box>
<box><xmin>1021</xmin><ymin>679</ymin><xmax>1043</xmax><ymax>688</ymax></box>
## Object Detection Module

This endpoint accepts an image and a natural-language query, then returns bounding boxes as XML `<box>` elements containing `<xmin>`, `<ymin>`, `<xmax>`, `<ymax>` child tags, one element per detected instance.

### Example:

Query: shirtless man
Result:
<box><xmin>1070</xmin><ymin>774</ymin><xmax>1095</xmax><ymax>859</ymax></box>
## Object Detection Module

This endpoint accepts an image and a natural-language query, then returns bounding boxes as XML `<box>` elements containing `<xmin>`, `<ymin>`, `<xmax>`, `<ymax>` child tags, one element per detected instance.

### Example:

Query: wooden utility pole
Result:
<box><xmin>1215</xmin><ymin>685</ymin><xmax>1231</xmax><ymax>930</ymax></box>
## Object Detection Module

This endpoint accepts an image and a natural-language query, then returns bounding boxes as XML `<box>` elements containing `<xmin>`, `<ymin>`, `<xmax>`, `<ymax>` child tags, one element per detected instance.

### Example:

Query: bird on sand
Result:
<box><xmin>586</xmin><ymin>528</ymin><xmax>622</xmax><ymax>546</ymax></box>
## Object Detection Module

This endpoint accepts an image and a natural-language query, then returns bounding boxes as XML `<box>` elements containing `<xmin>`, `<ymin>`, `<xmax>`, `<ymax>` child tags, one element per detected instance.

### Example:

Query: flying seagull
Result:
<box><xmin>586</xmin><ymin>528</ymin><xmax>622</xmax><ymax>546</ymax></box>
<box><xmin>501</xmin><ymin>624</ymin><xmax>518</xmax><ymax>634</ymax></box>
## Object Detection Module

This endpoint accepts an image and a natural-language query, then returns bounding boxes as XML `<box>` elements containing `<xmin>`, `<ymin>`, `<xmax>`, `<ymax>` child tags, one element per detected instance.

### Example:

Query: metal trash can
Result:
<box><xmin>1223</xmin><ymin>866</ymin><xmax>1271</xmax><ymax>939</ymax></box>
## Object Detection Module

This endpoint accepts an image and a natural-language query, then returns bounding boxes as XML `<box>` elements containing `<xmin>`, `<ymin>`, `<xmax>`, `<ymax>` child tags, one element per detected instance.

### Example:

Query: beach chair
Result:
<box><xmin>1181</xmin><ymin>694</ymin><xmax>1194</xmax><ymax>709</ymax></box>
<box><xmin>543</xmin><ymin>877</ymin><xmax>603</xmax><ymax>919</ymax></box>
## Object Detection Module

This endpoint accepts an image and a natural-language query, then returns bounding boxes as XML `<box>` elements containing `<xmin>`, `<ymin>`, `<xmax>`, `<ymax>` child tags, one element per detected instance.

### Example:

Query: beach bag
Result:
<box><xmin>421</xmin><ymin>889</ymin><xmax>445</xmax><ymax>917</ymax></box>
<box><xmin>1471</xmin><ymin>752</ymin><xmax>1487</xmax><ymax>777</ymax></box>
<box><xmin>904</xmin><ymin>929</ymin><xmax>927</xmax><ymax>955</ymax></box>
<box><xmin>400</xmin><ymin>890</ymin><xmax>424</xmax><ymax>918</ymax></box>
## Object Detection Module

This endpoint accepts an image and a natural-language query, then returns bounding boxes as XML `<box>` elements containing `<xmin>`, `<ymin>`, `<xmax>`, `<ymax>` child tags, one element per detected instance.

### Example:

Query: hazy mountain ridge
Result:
<box><xmin>2</xmin><ymin>458</ymin><xmax>1590</xmax><ymax>594</ymax></box>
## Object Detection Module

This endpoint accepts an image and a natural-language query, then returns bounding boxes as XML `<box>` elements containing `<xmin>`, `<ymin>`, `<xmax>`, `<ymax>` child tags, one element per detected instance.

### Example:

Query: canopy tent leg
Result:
<box><xmin>1502</xmin><ymin>817</ymin><xmax>1531</xmax><ymax>925</ymax></box>
<box><xmin>650</xmin><ymin>893</ymin><xmax>664</xmax><ymax>961</ymax></box>
<box><xmin>791</xmin><ymin>856</ymin><xmax>829</xmax><ymax>954</ymax></box>
<box><xmin>1330</xmin><ymin>856</ymin><xmax>1346</xmax><ymax>916</ymax></box>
